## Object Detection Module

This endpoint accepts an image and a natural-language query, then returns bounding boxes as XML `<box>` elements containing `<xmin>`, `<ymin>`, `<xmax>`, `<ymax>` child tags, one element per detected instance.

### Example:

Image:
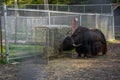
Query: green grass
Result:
<box><xmin>9</xmin><ymin>44</ymin><xmax>45</xmax><ymax>58</ymax></box>
<box><xmin>9</xmin><ymin>44</ymin><xmax>44</xmax><ymax>51</ymax></box>
<box><xmin>0</xmin><ymin>45</ymin><xmax>6</xmax><ymax>64</ymax></box>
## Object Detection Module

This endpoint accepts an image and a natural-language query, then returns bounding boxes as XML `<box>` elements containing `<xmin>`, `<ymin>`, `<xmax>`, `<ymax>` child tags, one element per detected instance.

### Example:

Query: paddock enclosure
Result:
<box><xmin>0</xmin><ymin>4</ymin><xmax>115</xmax><ymax>63</ymax></box>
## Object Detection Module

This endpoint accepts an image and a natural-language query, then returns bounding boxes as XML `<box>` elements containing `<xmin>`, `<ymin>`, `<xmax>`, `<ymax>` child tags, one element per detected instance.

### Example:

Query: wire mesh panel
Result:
<box><xmin>80</xmin><ymin>14</ymin><xmax>114</xmax><ymax>40</ymax></box>
<box><xmin>48</xmin><ymin>26</ymin><xmax>71</xmax><ymax>57</ymax></box>
<box><xmin>32</xmin><ymin>26</ymin><xmax>49</xmax><ymax>63</ymax></box>
<box><xmin>97</xmin><ymin>14</ymin><xmax>114</xmax><ymax>40</ymax></box>
<box><xmin>81</xmin><ymin>14</ymin><xmax>96</xmax><ymax>28</ymax></box>
<box><xmin>50</xmin><ymin>14</ymin><xmax>80</xmax><ymax>26</ymax></box>
<box><xmin>4</xmin><ymin>9</ymin><xmax>50</xmax><ymax>62</ymax></box>
<box><xmin>7</xmin><ymin>24</ymin><xmax>49</xmax><ymax>63</ymax></box>
<box><xmin>34</xmin><ymin>25</ymin><xmax>71</xmax><ymax>58</ymax></box>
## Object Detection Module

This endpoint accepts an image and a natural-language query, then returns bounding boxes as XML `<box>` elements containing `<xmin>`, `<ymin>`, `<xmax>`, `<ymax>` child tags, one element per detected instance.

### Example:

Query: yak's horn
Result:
<box><xmin>72</xmin><ymin>43</ymin><xmax>82</xmax><ymax>47</ymax></box>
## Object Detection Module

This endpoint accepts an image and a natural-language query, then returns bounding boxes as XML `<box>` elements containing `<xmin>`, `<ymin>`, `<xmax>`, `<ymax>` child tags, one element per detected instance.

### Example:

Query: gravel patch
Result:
<box><xmin>0</xmin><ymin>42</ymin><xmax>120</xmax><ymax>80</ymax></box>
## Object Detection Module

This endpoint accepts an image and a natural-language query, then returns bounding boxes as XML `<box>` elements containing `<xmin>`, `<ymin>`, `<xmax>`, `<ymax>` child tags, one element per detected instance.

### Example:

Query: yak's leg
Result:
<box><xmin>101</xmin><ymin>44</ymin><xmax>107</xmax><ymax>55</ymax></box>
<box><xmin>78</xmin><ymin>53</ymin><xmax>82</xmax><ymax>57</ymax></box>
<box><xmin>75</xmin><ymin>47</ymin><xmax>83</xmax><ymax>57</ymax></box>
<box><xmin>83</xmin><ymin>45</ymin><xmax>91</xmax><ymax>58</ymax></box>
<box><xmin>102</xmin><ymin>47</ymin><xmax>107</xmax><ymax>55</ymax></box>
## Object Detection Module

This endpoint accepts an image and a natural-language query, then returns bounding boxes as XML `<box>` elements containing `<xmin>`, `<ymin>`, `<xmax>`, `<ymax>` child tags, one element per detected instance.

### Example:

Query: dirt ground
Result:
<box><xmin>0</xmin><ymin>40</ymin><xmax>120</xmax><ymax>80</ymax></box>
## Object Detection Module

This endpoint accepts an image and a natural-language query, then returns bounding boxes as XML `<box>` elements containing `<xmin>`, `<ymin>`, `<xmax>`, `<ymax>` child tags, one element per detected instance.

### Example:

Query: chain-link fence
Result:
<box><xmin>8</xmin><ymin>4</ymin><xmax>113</xmax><ymax>14</ymax></box>
<box><xmin>1</xmin><ymin>4</ymin><xmax>115</xmax><ymax>63</ymax></box>
<box><xmin>7</xmin><ymin>8</ymin><xmax>114</xmax><ymax>39</ymax></box>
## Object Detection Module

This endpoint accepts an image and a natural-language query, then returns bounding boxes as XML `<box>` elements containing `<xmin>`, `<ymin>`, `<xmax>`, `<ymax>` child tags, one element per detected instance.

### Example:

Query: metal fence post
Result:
<box><xmin>111</xmin><ymin>5</ymin><xmax>115</xmax><ymax>40</ymax></box>
<box><xmin>48</xmin><ymin>11</ymin><xmax>51</xmax><ymax>25</ymax></box>
<box><xmin>0</xmin><ymin>10</ymin><xmax>3</xmax><ymax>53</ymax></box>
<box><xmin>14</xmin><ymin>0</ymin><xmax>18</xmax><ymax>44</ymax></box>
<box><xmin>79</xmin><ymin>15</ymin><xmax>82</xmax><ymax>26</ymax></box>
<box><xmin>4</xmin><ymin>4</ymin><xmax>9</xmax><ymax>63</ymax></box>
<box><xmin>95</xmin><ymin>14</ymin><xmax>98</xmax><ymax>29</ymax></box>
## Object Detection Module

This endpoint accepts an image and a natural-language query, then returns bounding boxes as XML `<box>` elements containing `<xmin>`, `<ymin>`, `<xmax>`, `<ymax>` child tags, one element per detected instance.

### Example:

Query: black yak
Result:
<box><xmin>59</xmin><ymin>26</ymin><xmax>107</xmax><ymax>57</ymax></box>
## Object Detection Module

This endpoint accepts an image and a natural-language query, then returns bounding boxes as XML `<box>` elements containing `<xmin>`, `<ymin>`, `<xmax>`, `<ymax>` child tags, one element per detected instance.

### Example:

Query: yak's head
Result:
<box><xmin>59</xmin><ymin>36</ymin><xmax>82</xmax><ymax>52</ymax></box>
<box><xmin>59</xmin><ymin>36</ymin><xmax>74</xmax><ymax>52</ymax></box>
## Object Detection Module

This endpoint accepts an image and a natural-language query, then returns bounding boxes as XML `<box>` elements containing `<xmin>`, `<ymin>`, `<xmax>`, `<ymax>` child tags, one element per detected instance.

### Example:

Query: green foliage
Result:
<box><xmin>112</xmin><ymin>0</ymin><xmax>120</xmax><ymax>3</ymax></box>
<box><xmin>4</xmin><ymin>0</ymin><xmax>120</xmax><ymax>6</ymax></box>
<box><xmin>5</xmin><ymin>0</ymin><xmax>14</xmax><ymax>5</ymax></box>
<box><xmin>5</xmin><ymin>0</ymin><xmax>44</xmax><ymax>5</ymax></box>
<box><xmin>4</xmin><ymin>0</ymin><xmax>89</xmax><ymax>6</ymax></box>
<box><xmin>0</xmin><ymin>45</ymin><xmax>6</xmax><ymax>64</ymax></box>
<box><xmin>31</xmin><ymin>0</ymin><xmax>44</xmax><ymax>4</ymax></box>
<box><xmin>69</xmin><ymin>0</ymin><xmax>88</xmax><ymax>4</ymax></box>
<box><xmin>0</xmin><ymin>54</ymin><xmax>6</xmax><ymax>64</ymax></box>
<box><xmin>0</xmin><ymin>0</ymin><xmax>4</xmax><ymax>5</ymax></box>
<box><xmin>49</xmin><ymin>0</ymin><xmax>70</xmax><ymax>4</ymax></box>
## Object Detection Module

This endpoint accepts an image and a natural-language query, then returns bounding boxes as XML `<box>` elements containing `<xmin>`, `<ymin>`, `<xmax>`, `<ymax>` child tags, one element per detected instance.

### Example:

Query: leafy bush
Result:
<box><xmin>0</xmin><ymin>45</ymin><xmax>6</xmax><ymax>64</ymax></box>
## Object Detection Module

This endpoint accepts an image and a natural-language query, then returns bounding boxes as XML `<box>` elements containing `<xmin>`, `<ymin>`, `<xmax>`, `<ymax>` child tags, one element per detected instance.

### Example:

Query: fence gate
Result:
<box><xmin>7</xmin><ymin>25</ymin><xmax>50</xmax><ymax>64</ymax></box>
<box><xmin>2</xmin><ymin>5</ymin><xmax>50</xmax><ymax>63</ymax></box>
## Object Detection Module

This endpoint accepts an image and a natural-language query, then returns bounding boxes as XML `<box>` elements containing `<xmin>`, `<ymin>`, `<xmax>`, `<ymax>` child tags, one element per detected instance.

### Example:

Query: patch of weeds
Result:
<box><xmin>0</xmin><ymin>45</ymin><xmax>6</xmax><ymax>64</ymax></box>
